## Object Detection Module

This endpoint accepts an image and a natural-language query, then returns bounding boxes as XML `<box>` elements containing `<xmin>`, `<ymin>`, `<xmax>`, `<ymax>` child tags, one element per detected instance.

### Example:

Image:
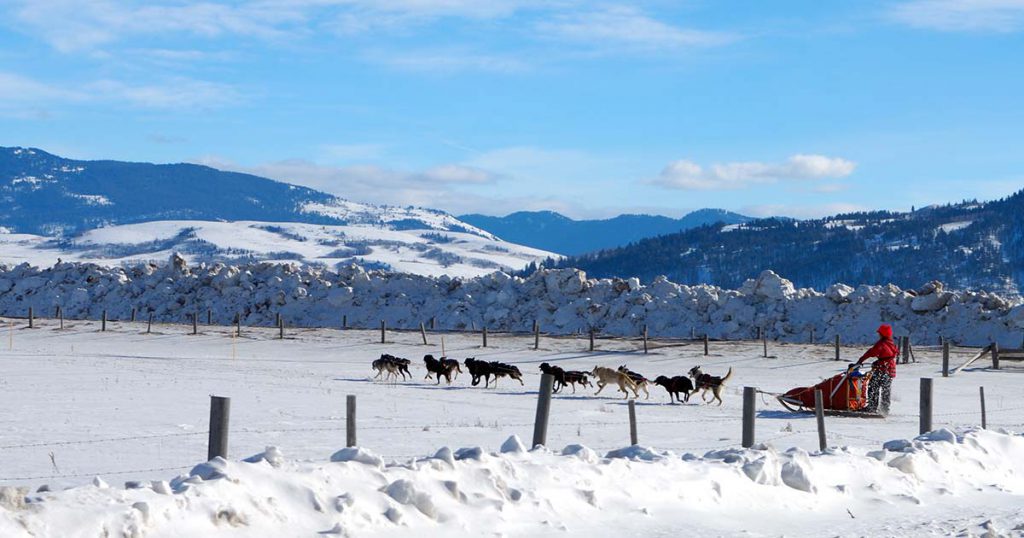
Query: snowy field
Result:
<box><xmin>1</xmin><ymin>316</ymin><xmax>1023</xmax><ymax>536</ymax></box>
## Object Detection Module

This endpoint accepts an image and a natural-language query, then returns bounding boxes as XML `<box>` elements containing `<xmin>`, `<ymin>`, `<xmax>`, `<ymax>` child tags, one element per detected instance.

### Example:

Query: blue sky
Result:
<box><xmin>1</xmin><ymin>0</ymin><xmax>1023</xmax><ymax>219</ymax></box>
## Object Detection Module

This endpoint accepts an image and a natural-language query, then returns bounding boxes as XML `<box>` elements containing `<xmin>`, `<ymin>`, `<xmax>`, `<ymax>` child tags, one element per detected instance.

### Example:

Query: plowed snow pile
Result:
<box><xmin>2</xmin><ymin>430</ymin><xmax>1023</xmax><ymax>537</ymax></box>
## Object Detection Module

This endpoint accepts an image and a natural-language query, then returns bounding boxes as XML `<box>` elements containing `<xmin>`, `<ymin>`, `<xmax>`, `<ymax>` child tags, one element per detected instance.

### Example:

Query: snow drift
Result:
<box><xmin>0</xmin><ymin>258</ymin><xmax>1021</xmax><ymax>345</ymax></box>
<box><xmin>2</xmin><ymin>429</ymin><xmax>1022</xmax><ymax>537</ymax></box>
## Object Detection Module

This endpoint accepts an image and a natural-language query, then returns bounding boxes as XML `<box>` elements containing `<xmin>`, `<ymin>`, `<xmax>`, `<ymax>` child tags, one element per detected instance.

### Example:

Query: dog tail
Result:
<box><xmin>721</xmin><ymin>367</ymin><xmax>734</xmax><ymax>385</ymax></box>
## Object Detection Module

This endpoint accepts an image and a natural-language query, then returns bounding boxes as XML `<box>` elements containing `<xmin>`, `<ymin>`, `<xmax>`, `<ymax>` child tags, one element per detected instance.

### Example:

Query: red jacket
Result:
<box><xmin>858</xmin><ymin>338</ymin><xmax>898</xmax><ymax>377</ymax></box>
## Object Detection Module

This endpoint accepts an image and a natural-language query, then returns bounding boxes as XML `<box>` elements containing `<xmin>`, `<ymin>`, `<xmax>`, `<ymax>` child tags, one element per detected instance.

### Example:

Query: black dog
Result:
<box><xmin>465</xmin><ymin>358</ymin><xmax>523</xmax><ymax>387</ymax></box>
<box><xmin>488</xmin><ymin>361</ymin><xmax>524</xmax><ymax>387</ymax></box>
<box><xmin>424</xmin><ymin>354</ymin><xmax>460</xmax><ymax>385</ymax></box>
<box><xmin>653</xmin><ymin>375</ymin><xmax>694</xmax><ymax>403</ymax></box>
<box><xmin>539</xmin><ymin>362</ymin><xmax>568</xmax><ymax>392</ymax></box>
<box><xmin>464</xmin><ymin>358</ymin><xmax>490</xmax><ymax>387</ymax></box>
<box><xmin>562</xmin><ymin>370</ymin><xmax>592</xmax><ymax>393</ymax></box>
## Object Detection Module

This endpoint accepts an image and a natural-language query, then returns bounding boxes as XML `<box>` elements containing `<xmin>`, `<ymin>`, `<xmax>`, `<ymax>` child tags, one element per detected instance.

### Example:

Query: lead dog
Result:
<box><xmin>687</xmin><ymin>366</ymin><xmax>733</xmax><ymax>405</ymax></box>
<box><xmin>591</xmin><ymin>366</ymin><xmax>639</xmax><ymax>399</ymax></box>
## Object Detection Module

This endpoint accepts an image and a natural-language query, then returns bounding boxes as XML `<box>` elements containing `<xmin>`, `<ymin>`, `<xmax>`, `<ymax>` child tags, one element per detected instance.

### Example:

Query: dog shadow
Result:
<box><xmin>757</xmin><ymin>410</ymin><xmax>813</xmax><ymax>420</ymax></box>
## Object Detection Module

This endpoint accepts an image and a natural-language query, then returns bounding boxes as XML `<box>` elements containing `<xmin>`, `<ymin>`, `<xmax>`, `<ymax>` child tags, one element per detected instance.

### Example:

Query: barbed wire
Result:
<box><xmin>0</xmin><ymin>431</ymin><xmax>209</xmax><ymax>451</ymax></box>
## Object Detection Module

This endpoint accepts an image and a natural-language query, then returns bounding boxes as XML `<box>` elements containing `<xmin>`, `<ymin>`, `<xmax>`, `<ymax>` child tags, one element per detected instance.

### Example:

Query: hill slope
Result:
<box><xmin>459</xmin><ymin>209</ymin><xmax>751</xmax><ymax>255</ymax></box>
<box><xmin>547</xmin><ymin>192</ymin><xmax>1024</xmax><ymax>294</ymax></box>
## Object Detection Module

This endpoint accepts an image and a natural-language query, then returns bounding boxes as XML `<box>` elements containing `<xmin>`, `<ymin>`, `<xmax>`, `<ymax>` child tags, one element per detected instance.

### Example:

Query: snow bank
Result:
<box><xmin>2</xmin><ymin>429</ymin><xmax>1022</xmax><ymax>537</ymax></box>
<box><xmin>0</xmin><ymin>258</ymin><xmax>1020</xmax><ymax>345</ymax></box>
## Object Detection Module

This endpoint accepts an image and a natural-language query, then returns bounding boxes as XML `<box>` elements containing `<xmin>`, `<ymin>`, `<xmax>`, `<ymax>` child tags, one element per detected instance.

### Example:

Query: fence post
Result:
<box><xmin>278</xmin><ymin>316</ymin><xmax>284</xmax><ymax>340</ymax></box>
<box><xmin>834</xmin><ymin>334</ymin><xmax>840</xmax><ymax>361</ymax></box>
<box><xmin>628</xmin><ymin>399</ymin><xmax>638</xmax><ymax>445</ymax></box>
<box><xmin>742</xmin><ymin>387</ymin><xmax>756</xmax><ymax>448</ymax></box>
<box><xmin>532</xmin><ymin>374</ymin><xmax>554</xmax><ymax>448</ymax></box>
<box><xmin>130</xmin><ymin>307</ymin><xmax>136</xmax><ymax>322</ymax></box>
<box><xmin>192</xmin><ymin>312</ymin><xmax>198</xmax><ymax>335</ymax></box>
<box><xmin>420</xmin><ymin>322</ymin><xmax>428</xmax><ymax>345</ymax></box>
<box><xmin>763</xmin><ymin>332</ymin><xmax>768</xmax><ymax>358</ymax></box>
<box><xmin>589</xmin><ymin>329</ymin><xmax>595</xmax><ymax>352</ymax></box>
<box><xmin>346</xmin><ymin>394</ymin><xmax>357</xmax><ymax>447</ymax></box>
<box><xmin>534</xmin><ymin>320</ymin><xmax>540</xmax><ymax>350</ymax></box>
<box><xmin>992</xmin><ymin>342</ymin><xmax>1000</xmax><ymax>370</ymax></box>
<box><xmin>380</xmin><ymin>320</ymin><xmax>386</xmax><ymax>344</ymax></box>
<box><xmin>919</xmin><ymin>378</ymin><xmax>933</xmax><ymax>435</ymax></box>
<box><xmin>430</xmin><ymin>317</ymin><xmax>436</xmax><ymax>330</ymax></box>
<box><xmin>28</xmin><ymin>307</ymin><xmax>33</xmax><ymax>329</ymax></box>
<box><xmin>342</xmin><ymin>314</ymin><xmax>347</xmax><ymax>330</ymax></box>
<box><xmin>810</xmin><ymin>327</ymin><xmax>815</xmax><ymax>344</ymax></box>
<box><xmin>691</xmin><ymin>327</ymin><xmax>695</xmax><ymax>340</ymax></box>
<box><xmin>642</xmin><ymin>324</ymin><xmax>648</xmax><ymax>354</ymax></box>
<box><xmin>101</xmin><ymin>310</ymin><xmax>107</xmax><ymax>332</ymax></box>
<box><xmin>902</xmin><ymin>337</ymin><xmax>910</xmax><ymax>365</ymax></box>
<box><xmin>275</xmin><ymin>312</ymin><xmax>281</xmax><ymax>329</ymax></box>
<box><xmin>703</xmin><ymin>334</ymin><xmax>709</xmax><ymax>356</ymax></box>
<box><xmin>483</xmin><ymin>326</ymin><xmax>488</xmax><ymax>348</ymax></box>
<box><xmin>814</xmin><ymin>389</ymin><xmax>827</xmax><ymax>451</ymax></box>
<box><xmin>208</xmin><ymin>396</ymin><xmax>230</xmax><ymax>460</ymax></box>
<box><xmin>979</xmin><ymin>386</ymin><xmax>987</xmax><ymax>429</ymax></box>
<box><xmin>942</xmin><ymin>341</ymin><xmax>950</xmax><ymax>377</ymax></box>
<box><xmin>147</xmin><ymin>312</ymin><xmax>153</xmax><ymax>334</ymax></box>
<box><xmin>58</xmin><ymin>306</ymin><xmax>64</xmax><ymax>330</ymax></box>
<box><xmin>756</xmin><ymin>326</ymin><xmax>762</xmax><ymax>341</ymax></box>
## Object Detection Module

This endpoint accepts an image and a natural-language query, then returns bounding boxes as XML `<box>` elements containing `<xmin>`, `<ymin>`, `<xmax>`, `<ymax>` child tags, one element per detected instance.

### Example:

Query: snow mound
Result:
<box><xmin>5</xmin><ymin>430</ymin><xmax>1024</xmax><ymax>537</ymax></box>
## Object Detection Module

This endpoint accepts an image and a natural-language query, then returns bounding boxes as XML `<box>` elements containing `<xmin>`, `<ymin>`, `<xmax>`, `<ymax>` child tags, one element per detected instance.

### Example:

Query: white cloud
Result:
<box><xmin>889</xmin><ymin>0</ymin><xmax>1024</xmax><ymax>32</ymax></box>
<box><xmin>652</xmin><ymin>154</ymin><xmax>856</xmax><ymax>191</ymax></box>
<box><xmin>537</xmin><ymin>6</ymin><xmax>737</xmax><ymax>51</ymax></box>
<box><xmin>363</xmin><ymin>49</ymin><xmax>530</xmax><ymax>73</ymax></box>
<box><xmin>0</xmin><ymin>70</ymin><xmax>241</xmax><ymax>110</ymax></box>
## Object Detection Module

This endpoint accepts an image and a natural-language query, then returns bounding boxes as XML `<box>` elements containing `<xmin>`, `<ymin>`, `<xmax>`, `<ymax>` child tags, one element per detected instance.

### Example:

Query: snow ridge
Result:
<box><xmin>0</xmin><ymin>260</ymin><xmax>1021</xmax><ymax>346</ymax></box>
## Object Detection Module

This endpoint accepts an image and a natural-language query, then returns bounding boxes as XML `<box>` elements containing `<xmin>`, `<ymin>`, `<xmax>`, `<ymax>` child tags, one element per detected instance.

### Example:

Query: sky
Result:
<box><xmin>1</xmin><ymin>0</ymin><xmax>1023</xmax><ymax>220</ymax></box>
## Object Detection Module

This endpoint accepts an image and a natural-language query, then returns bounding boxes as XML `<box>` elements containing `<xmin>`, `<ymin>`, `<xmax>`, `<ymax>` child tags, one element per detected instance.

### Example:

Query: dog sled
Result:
<box><xmin>776</xmin><ymin>365</ymin><xmax>885</xmax><ymax>418</ymax></box>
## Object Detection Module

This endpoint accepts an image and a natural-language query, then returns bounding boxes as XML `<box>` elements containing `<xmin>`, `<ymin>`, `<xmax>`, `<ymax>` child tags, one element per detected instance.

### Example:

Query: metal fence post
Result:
<box><xmin>28</xmin><ymin>307</ymin><xmax>33</xmax><ymax>329</ymax></box>
<box><xmin>980</xmin><ymin>386</ymin><xmax>987</xmax><ymax>429</ymax></box>
<box><xmin>919</xmin><ymin>378</ymin><xmax>933</xmax><ymax>435</ymax></box>
<box><xmin>704</xmin><ymin>334</ymin><xmax>709</xmax><ymax>356</ymax></box>
<box><xmin>628</xmin><ymin>399</ymin><xmax>638</xmax><ymax>445</ymax></box>
<box><xmin>346</xmin><ymin>394</ymin><xmax>357</xmax><ymax>447</ymax></box>
<box><xmin>814</xmin><ymin>389</ymin><xmax>827</xmax><ymax>451</ymax></box>
<box><xmin>742</xmin><ymin>386</ymin><xmax>756</xmax><ymax>448</ymax></box>
<box><xmin>208</xmin><ymin>396</ymin><xmax>230</xmax><ymax>460</ymax></box>
<box><xmin>532</xmin><ymin>374</ymin><xmax>554</xmax><ymax>448</ymax></box>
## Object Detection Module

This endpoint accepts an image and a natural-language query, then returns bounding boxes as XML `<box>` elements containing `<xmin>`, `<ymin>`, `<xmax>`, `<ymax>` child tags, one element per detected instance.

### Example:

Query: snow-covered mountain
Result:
<box><xmin>548</xmin><ymin>192</ymin><xmax>1024</xmax><ymax>295</ymax></box>
<box><xmin>0</xmin><ymin>147</ymin><xmax>554</xmax><ymax>276</ymax></box>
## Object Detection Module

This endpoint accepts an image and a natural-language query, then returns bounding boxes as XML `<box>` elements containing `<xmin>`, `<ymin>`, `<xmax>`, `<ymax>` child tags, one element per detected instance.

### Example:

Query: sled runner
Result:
<box><xmin>777</xmin><ymin>365</ymin><xmax>885</xmax><ymax>417</ymax></box>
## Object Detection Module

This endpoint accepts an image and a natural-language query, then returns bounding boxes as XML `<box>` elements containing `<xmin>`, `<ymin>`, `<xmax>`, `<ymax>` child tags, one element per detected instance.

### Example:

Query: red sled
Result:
<box><xmin>777</xmin><ymin>366</ymin><xmax>876</xmax><ymax>416</ymax></box>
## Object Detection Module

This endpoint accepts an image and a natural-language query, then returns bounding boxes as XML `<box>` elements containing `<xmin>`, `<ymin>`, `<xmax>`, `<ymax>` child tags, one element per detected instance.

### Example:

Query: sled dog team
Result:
<box><xmin>373</xmin><ymin>353</ymin><xmax>733</xmax><ymax>404</ymax></box>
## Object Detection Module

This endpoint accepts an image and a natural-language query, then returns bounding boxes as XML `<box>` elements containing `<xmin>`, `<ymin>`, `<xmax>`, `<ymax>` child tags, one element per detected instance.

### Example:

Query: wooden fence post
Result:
<box><xmin>532</xmin><ymin>374</ymin><xmax>554</xmax><ymax>448</ymax></box>
<box><xmin>919</xmin><ymin>378</ymin><xmax>933</xmax><ymax>435</ymax></box>
<box><xmin>534</xmin><ymin>320</ymin><xmax>540</xmax><ymax>350</ymax></box>
<box><xmin>809</xmin><ymin>327</ymin><xmax>815</xmax><ymax>344</ymax></box>
<box><xmin>742</xmin><ymin>387</ymin><xmax>756</xmax><ymax>448</ymax></box>
<box><xmin>130</xmin><ymin>307</ymin><xmax>136</xmax><ymax>322</ymax></box>
<box><xmin>420</xmin><ymin>322</ymin><xmax>428</xmax><ymax>345</ymax></box>
<box><xmin>342</xmin><ymin>314</ymin><xmax>347</xmax><ymax>330</ymax></box>
<box><xmin>207</xmin><ymin>309</ymin><xmax>212</xmax><ymax>325</ymax></box>
<box><xmin>763</xmin><ymin>332</ymin><xmax>768</xmax><ymax>358</ymax></box>
<box><xmin>101</xmin><ymin>310</ymin><xmax>107</xmax><ymax>332</ymax></box>
<box><xmin>589</xmin><ymin>329</ymin><xmax>595</xmax><ymax>352</ymax></box>
<box><xmin>979</xmin><ymin>386</ymin><xmax>987</xmax><ymax>430</ymax></box>
<box><xmin>192</xmin><ymin>312</ymin><xmax>198</xmax><ymax>335</ymax></box>
<box><xmin>902</xmin><ymin>336</ymin><xmax>910</xmax><ymax>365</ymax></box>
<box><xmin>992</xmin><ymin>342</ymin><xmax>1000</xmax><ymax>370</ymax></box>
<box><xmin>346</xmin><ymin>394</ymin><xmax>357</xmax><ymax>447</ymax></box>
<box><xmin>756</xmin><ymin>326</ymin><xmax>762</xmax><ymax>341</ymax></box>
<box><xmin>278</xmin><ymin>316</ymin><xmax>284</xmax><ymax>340</ymax></box>
<box><xmin>942</xmin><ymin>341</ymin><xmax>950</xmax><ymax>377</ymax></box>
<box><xmin>834</xmin><ymin>334</ymin><xmax>840</xmax><ymax>361</ymax></box>
<box><xmin>814</xmin><ymin>389</ymin><xmax>827</xmax><ymax>451</ymax></box>
<box><xmin>380</xmin><ymin>320</ymin><xmax>386</xmax><ymax>344</ymax></box>
<box><xmin>28</xmin><ymin>307</ymin><xmax>33</xmax><ymax>329</ymax></box>
<box><xmin>147</xmin><ymin>312</ymin><xmax>153</xmax><ymax>334</ymax></box>
<box><xmin>628</xmin><ymin>399</ymin><xmax>638</xmax><ymax>445</ymax></box>
<box><xmin>430</xmin><ymin>317</ymin><xmax>436</xmax><ymax>330</ymax></box>
<box><xmin>703</xmin><ymin>334</ymin><xmax>709</xmax><ymax>356</ymax></box>
<box><xmin>483</xmin><ymin>326</ymin><xmax>488</xmax><ymax>348</ymax></box>
<box><xmin>208</xmin><ymin>396</ymin><xmax>230</xmax><ymax>460</ymax></box>
<box><xmin>642</xmin><ymin>324</ymin><xmax>648</xmax><ymax>354</ymax></box>
<box><xmin>58</xmin><ymin>306</ymin><xmax>64</xmax><ymax>330</ymax></box>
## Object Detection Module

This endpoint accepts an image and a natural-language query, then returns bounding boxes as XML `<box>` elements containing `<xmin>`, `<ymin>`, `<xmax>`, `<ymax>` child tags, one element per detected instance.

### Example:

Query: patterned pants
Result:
<box><xmin>867</xmin><ymin>370</ymin><xmax>892</xmax><ymax>415</ymax></box>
